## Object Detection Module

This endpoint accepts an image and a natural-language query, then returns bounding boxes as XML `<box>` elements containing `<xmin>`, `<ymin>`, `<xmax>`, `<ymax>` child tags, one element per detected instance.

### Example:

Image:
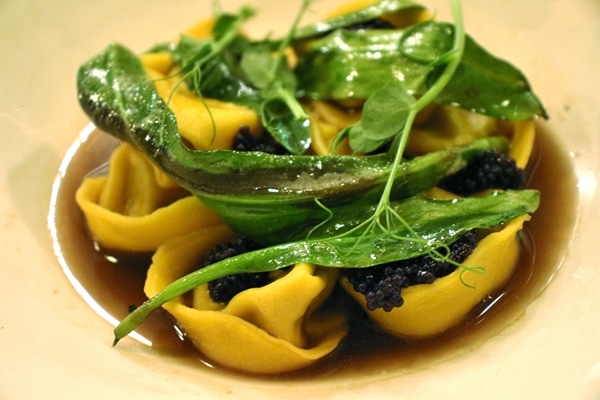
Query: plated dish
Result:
<box><xmin>1</xmin><ymin>0</ymin><xmax>594</xmax><ymax>393</ymax></box>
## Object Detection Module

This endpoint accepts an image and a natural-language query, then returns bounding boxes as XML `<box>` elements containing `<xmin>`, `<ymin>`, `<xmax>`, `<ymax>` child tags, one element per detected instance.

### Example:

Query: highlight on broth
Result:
<box><xmin>65</xmin><ymin>0</ymin><xmax>553</xmax><ymax>374</ymax></box>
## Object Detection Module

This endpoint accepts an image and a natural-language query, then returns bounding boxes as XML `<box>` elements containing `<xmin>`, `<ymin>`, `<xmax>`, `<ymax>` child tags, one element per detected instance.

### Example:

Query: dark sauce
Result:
<box><xmin>50</xmin><ymin>123</ymin><xmax>578</xmax><ymax>381</ymax></box>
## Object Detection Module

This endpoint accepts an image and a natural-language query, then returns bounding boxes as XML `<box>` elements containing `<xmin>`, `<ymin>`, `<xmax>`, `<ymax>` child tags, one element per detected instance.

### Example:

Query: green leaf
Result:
<box><xmin>211</xmin><ymin>6</ymin><xmax>256</xmax><ymax>39</ymax></box>
<box><xmin>260</xmin><ymin>85</ymin><xmax>312</xmax><ymax>154</ymax></box>
<box><xmin>171</xmin><ymin>35</ymin><xmax>212</xmax><ymax>72</ymax></box>
<box><xmin>296</xmin><ymin>29</ymin><xmax>418</xmax><ymax>100</ymax></box>
<box><xmin>361</xmin><ymin>79</ymin><xmax>415</xmax><ymax>141</ymax></box>
<box><xmin>199</xmin><ymin>135</ymin><xmax>511</xmax><ymax>245</ymax></box>
<box><xmin>239</xmin><ymin>40</ymin><xmax>310</xmax><ymax>154</ymax></box>
<box><xmin>294</xmin><ymin>22</ymin><xmax>546</xmax><ymax>121</ymax></box>
<box><xmin>345</xmin><ymin>80</ymin><xmax>416</xmax><ymax>154</ymax></box>
<box><xmin>293</xmin><ymin>0</ymin><xmax>425</xmax><ymax>39</ymax></box>
<box><xmin>240</xmin><ymin>43</ymin><xmax>273</xmax><ymax>89</ymax></box>
<box><xmin>434</xmin><ymin>33</ymin><xmax>548</xmax><ymax>120</ymax></box>
<box><xmin>346</xmin><ymin>124</ymin><xmax>387</xmax><ymax>154</ymax></box>
<box><xmin>400</xmin><ymin>21</ymin><xmax>455</xmax><ymax>64</ymax></box>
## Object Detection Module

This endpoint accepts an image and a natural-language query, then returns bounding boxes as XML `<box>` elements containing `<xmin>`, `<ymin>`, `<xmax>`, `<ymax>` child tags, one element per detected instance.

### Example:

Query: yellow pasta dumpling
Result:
<box><xmin>340</xmin><ymin>120</ymin><xmax>536</xmax><ymax>338</ymax></box>
<box><xmin>144</xmin><ymin>230</ymin><xmax>348</xmax><ymax>374</ymax></box>
<box><xmin>76</xmin><ymin>143</ymin><xmax>224</xmax><ymax>252</ymax></box>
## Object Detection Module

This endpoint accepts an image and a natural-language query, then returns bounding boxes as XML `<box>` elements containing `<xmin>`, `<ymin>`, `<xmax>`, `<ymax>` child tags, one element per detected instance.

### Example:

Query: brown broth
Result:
<box><xmin>51</xmin><ymin>123</ymin><xmax>578</xmax><ymax>380</ymax></box>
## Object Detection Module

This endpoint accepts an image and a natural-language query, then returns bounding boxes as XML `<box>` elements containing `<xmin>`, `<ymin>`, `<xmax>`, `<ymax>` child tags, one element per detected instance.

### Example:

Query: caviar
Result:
<box><xmin>343</xmin><ymin>231</ymin><xmax>478</xmax><ymax>312</ymax></box>
<box><xmin>232</xmin><ymin>125</ymin><xmax>288</xmax><ymax>154</ymax></box>
<box><xmin>204</xmin><ymin>236</ymin><xmax>271</xmax><ymax>304</ymax></box>
<box><xmin>438</xmin><ymin>150</ymin><xmax>525</xmax><ymax>196</ymax></box>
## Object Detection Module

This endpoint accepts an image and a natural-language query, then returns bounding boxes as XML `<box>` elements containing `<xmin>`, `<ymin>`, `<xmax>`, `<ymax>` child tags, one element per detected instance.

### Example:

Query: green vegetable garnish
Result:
<box><xmin>74</xmin><ymin>0</ymin><xmax>543</xmax><ymax>344</ymax></box>
<box><xmin>295</xmin><ymin>18</ymin><xmax>548</xmax><ymax>129</ymax></box>
<box><xmin>292</xmin><ymin>0</ymin><xmax>426</xmax><ymax>39</ymax></box>
<box><xmin>172</xmin><ymin>2</ymin><xmax>312</xmax><ymax>154</ymax></box>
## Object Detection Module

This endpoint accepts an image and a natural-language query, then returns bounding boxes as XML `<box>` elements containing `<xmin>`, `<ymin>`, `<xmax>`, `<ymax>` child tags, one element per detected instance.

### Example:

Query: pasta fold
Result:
<box><xmin>141</xmin><ymin>54</ymin><xmax>263</xmax><ymax>152</ymax></box>
<box><xmin>341</xmin><ymin>214</ymin><xmax>529</xmax><ymax>338</ymax></box>
<box><xmin>75</xmin><ymin>143</ymin><xmax>223</xmax><ymax>252</ymax></box>
<box><xmin>306</xmin><ymin>100</ymin><xmax>360</xmax><ymax>155</ymax></box>
<box><xmin>341</xmin><ymin>120</ymin><xmax>536</xmax><ymax>338</ymax></box>
<box><xmin>406</xmin><ymin>105</ymin><xmax>506</xmax><ymax>156</ymax></box>
<box><xmin>145</xmin><ymin>230</ymin><xmax>348</xmax><ymax>374</ymax></box>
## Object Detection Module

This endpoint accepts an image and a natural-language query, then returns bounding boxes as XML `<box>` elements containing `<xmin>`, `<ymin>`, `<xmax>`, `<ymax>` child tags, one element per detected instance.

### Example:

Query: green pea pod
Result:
<box><xmin>76</xmin><ymin>42</ymin><xmax>510</xmax><ymax>244</ymax></box>
<box><xmin>113</xmin><ymin>189</ymin><xmax>540</xmax><ymax>344</ymax></box>
<box><xmin>200</xmin><ymin>135</ymin><xmax>511</xmax><ymax>244</ymax></box>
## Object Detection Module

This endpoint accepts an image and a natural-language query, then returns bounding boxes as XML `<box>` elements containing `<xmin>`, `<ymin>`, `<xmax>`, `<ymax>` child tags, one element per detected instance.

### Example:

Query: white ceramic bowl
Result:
<box><xmin>1</xmin><ymin>0</ymin><xmax>599</xmax><ymax>398</ymax></box>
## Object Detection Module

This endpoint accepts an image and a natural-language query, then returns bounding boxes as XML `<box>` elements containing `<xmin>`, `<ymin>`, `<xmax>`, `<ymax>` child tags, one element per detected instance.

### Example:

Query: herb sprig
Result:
<box><xmin>173</xmin><ymin>1</ymin><xmax>313</xmax><ymax>154</ymax></box>
<box><xmin>329</xmin><ymin>0</ymin><xmax>466</xmax><ymax>263</ymax></box>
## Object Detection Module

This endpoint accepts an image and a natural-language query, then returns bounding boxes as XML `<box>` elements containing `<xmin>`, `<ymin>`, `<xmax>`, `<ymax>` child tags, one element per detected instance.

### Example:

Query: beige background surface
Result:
<box><xmin>1</xmin><ymin>0</ymin><xmax>599</xmax><ymax>398</ymax></box>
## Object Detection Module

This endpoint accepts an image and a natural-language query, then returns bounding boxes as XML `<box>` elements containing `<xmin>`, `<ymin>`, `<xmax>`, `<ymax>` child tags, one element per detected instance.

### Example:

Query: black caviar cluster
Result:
<box><xmin>343</xmin><ymin>231</ymin><xmax>478</xmax><ymax>312</ymax></box>
<box><xmin>232</xmin><ymin>125</ymin><xmax>288</xmax><ymax>154</ymax></box>
<box><xmin>438</xmin><ymin>149</ymin><xmax>525</xmax><ymax>196</ymax></box>
<box><xmin>206</xmin><ymin>126</ymin><xmax>289</xmax><ymax>303</ymax></box>
<box><xmin>204</xmin><ymin>236</ymin><xmax>270</xmax><ymax>304</ymax></box>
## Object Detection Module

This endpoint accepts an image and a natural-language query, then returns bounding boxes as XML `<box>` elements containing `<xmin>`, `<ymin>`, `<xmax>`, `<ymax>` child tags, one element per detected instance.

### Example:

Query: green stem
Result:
<box><xmin>373</xmin><ymin>0</ymin><xmax>465</xmax><ymax>224</ymax></box>
<box><xmin>199</xmin><ymin>10</ymin><xmax>254</xmax><ymax>67</ymax></box>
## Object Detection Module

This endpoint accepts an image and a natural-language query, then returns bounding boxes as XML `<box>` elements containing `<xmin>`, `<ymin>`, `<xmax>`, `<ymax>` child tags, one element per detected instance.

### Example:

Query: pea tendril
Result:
<box><xmin>333</xmin><ymin>0</ymin><xmax>465</xmax><ymax>258</ymax></box>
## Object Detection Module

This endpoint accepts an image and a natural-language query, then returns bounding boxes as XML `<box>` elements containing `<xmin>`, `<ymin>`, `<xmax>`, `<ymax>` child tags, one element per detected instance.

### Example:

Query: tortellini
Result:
<box><xmin>340</xmin><ymin>120</ymin><xmax>536</xmax><ymax>338</ymax></box>
<box><xmin>74</xmin><ymin>12</ymin><xmax>537</xmax><ymax>373</ymax></box>
<box><xmin>75</xmin><ymin>143</ymin><xmax>222</xmax><ymax>253</ymax></box>
<box><xmin>341</xmin><ymin>214</ymin><xmax>529</xmax><ymax>338</ymax></box>
<box><xmin>145</xmin><ymin>231</ymin><xmax>347</xmax><ymax>374</ymax></box>
<box><xmin>76</xmin><ymin>139</ymin><xmax>349</xmax><ymax>373</ymax></box>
